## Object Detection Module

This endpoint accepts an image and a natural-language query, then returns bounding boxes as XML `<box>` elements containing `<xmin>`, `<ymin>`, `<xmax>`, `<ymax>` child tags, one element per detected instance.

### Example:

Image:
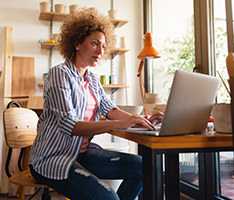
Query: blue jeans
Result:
<box><xmin>29</xmin><ymin>143</ymin><xmax>142</xmax><ymax>200</ymax></box>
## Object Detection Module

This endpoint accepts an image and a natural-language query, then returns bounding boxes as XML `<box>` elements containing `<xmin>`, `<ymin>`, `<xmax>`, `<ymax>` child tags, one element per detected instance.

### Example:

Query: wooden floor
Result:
<box><xmin>0</xmin><ymin>191</ymin><xmax>66</xmax><ymax>200</ymax></box>
<box><xmin>0</xmin><ymin>192</ymin><xmax>193</xmax><ymax>200</ymax></box>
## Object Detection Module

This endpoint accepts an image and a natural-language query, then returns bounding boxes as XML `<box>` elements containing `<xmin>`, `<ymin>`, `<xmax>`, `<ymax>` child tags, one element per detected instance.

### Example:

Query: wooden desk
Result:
<box><xmin>109</xmin><ymin>130</ymin><xmax>233</xmax><ymax>200</ymax></box>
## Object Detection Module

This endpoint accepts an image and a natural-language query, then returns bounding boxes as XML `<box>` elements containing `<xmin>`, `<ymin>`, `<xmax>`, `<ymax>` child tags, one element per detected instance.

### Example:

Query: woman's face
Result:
<box><xmin>75</xmin><ymin>31</ymin><xmax>106</xmax><ymax>67</ymax></box>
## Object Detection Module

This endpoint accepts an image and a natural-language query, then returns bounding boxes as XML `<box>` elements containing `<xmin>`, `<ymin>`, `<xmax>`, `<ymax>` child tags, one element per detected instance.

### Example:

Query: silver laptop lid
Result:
<box><xmin>159</xmin><ymin>70</ymin><xmax>220</xmax><ymax>136</ymax></box>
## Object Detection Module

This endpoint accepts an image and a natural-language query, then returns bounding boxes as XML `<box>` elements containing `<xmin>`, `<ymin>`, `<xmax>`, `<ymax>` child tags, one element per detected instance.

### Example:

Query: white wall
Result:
<box><xmin>0</xmin><ymin>0</ymin><xmax>143</xmax><ymax>187</ymax></box>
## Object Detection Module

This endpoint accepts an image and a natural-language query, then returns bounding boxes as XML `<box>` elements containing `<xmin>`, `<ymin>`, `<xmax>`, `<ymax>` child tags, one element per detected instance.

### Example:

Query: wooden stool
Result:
<box><xmin>3</xmin><ymin>101</ymin><xmax>68</xmax><ymax>200</ymax></box>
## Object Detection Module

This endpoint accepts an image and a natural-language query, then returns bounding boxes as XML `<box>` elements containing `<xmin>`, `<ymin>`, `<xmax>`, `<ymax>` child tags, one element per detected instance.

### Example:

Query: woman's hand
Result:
<box><xmin>117</xmin><ymin>114</ymin><xmax>156</xmax><ymax>130</ymax></box>
<box><xmin>73</xmin><ymin>109</ymin><xmax>158</xmax><ymax>136</ymax></box>
<box><xmin>144</xmin><ymin>112</ymin><xmax>164</xmax><ymax>126</ymax></box>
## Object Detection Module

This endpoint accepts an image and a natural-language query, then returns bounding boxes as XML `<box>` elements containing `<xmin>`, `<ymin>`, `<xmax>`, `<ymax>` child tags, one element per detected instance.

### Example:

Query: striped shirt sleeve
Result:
<box><xmin>47</xmin><ymin>66</ymin><xmax>79</xmax><ymax>136</ymax></box>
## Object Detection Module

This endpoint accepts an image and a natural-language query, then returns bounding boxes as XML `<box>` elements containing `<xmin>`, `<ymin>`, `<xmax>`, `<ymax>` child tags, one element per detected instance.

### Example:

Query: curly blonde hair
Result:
<box><xmin>58</xmin><ymin>7</ymin><xmax>115</xmax><ymax>61</ymax></box>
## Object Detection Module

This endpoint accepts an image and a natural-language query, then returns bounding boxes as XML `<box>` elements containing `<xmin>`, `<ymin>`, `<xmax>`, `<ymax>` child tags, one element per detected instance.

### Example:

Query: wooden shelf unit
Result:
<box><xmin>38</xmin><ymin>11</ymin><xmax>129</xmax><ymax>98</ymax></box>
<box><xmin>39</xmin><ymin>11</ymin><xmax>128</xmax><ymax>28</ymax></box>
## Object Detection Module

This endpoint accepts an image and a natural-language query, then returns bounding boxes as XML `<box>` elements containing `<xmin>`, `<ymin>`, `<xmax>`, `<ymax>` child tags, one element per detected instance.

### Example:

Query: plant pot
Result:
<box><xmin>52</xmin><ymin>34</ymin><xmax>59</xmax><ymax>42</ymax></box>
<box><xmin>69</xmin><ymin>5</ymin><xmax>79</xmax><ymax>14</ymax></box>
<box><xmin>40</xmin><ymin>2</ymin><xmax>51</xmax><ymax>12</ymax></box>
<box><xmin>145</xmin><ymin>93</ymin><xmax>160</xmax><ymax>104</ymax></box>
<box><xmin>55</xmin><ymin>4</ymin><xmax>66</xmax><ymax>13</ymax></box>
<box><xmin>212</xmin><ymin>103</ymin><xmax>232</xmax><ymax>133</ymax></box>
<box><xmin>154</xmin><ymin>104</ymin><xmax>166</xmax><ymax>113</ymax></box>
<box><xmin>108</xmin><ymin>9</ymin><xmax>118</xmax><ymax>19</ymax></box>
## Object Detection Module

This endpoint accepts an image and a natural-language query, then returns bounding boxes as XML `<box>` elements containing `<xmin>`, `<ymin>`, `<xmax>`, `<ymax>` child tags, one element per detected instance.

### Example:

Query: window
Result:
<box><xmin>151</xmin><ymin>0</ymin><xmax>195</xmax><ymax>103</ymax></box>
<box><xmin>147</xmin><ymin>0</ymin><xmax>234</xmax><ymax>199</ymax></box>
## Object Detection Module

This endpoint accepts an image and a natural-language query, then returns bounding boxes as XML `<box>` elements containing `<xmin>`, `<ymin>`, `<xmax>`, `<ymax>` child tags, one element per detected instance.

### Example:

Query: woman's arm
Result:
<box><xmin>106</xmin><ymin>107</ymin><xmax>132</xmax><ymax>120</ymax></box>
<box><xmin>71</xmin><ymin>108</ymin><xmax>155</xmax><ymax>136</ymax></box>
<box><xmin>72</xmin><ymin>119</ymin><xmax>120</xmax><ymax>136</ymax></box>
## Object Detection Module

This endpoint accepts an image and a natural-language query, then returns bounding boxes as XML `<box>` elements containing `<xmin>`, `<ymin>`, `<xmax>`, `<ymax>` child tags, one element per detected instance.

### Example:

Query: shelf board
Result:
<box><xmin>40</xmin><ymin>43</ymin><xmax>129</xmax><ymax>56</ymax></box>
<box><xmin>110</xmin><ymin>48</ymin><xmax>129</xmax><ymax>55</ymax></box>
<box><xmin>39</xmin><ymin>11</ymin><xmax>128</xmax><ymax>27</ymax></box>
<box><xmin>40</xmin><ymin>42</ymin><xmax>57</xmax><ymax>50</ymax></box>
<box><xmin>102</xmin><ymin>84</ymin><xmax>128</xmax><ymax>89</ymax></box>
<box><xmin>39</xmin><ymin>11</ymin><xmax>68</xmax><ymax>22</ymax></box>
<box><xmin>110</xmin><ymin>19</ymin><xmax>128</xmax><ymax>28</ymax></box>
<box><xmin>4</xmin><ymin>95</ymin><xmax>29</xmax><ymax>99</ymax></box>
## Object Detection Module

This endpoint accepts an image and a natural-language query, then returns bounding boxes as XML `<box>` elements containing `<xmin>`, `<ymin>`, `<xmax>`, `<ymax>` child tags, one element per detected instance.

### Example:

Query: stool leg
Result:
<box><xmin>17</xmin><ymin>185</ymin><xmax>25</xmax><ymax>200</ymax></box>
<box><xmin>42</xmin><ymin>188</ymin><xmax>51</xmax><ymax>200</ymax></box>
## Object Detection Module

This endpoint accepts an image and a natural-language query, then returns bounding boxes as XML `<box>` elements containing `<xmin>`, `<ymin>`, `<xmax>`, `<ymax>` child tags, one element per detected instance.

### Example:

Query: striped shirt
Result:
<box><xmin>29</xmin><ymin>60</ymin><xmax>116</xmax><ymax>180</ymax></box>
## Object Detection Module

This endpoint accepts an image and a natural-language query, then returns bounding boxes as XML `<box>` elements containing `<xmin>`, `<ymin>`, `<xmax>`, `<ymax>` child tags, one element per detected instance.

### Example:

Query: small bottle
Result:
<box><xmin>207</xmin><ymin>116</ymin><xmax>214</xmax><ymax>131</ymax></box>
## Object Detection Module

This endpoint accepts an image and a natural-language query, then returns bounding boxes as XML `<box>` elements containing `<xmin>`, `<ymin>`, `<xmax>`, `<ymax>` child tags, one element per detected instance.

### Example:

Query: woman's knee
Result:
<box><xmin>69</xmin><ymin>163</ymin><xmax>120</xmax><ymax>200</ymax></box>
<box><xmin>119</xmin><ymin>153</ymin><xmax>142</xmax><ymax>178</ymax></box>
<box><xmin>133</xmin><ymin>155</ymin><xmax>142</xmax><ymax>178</ymax></box>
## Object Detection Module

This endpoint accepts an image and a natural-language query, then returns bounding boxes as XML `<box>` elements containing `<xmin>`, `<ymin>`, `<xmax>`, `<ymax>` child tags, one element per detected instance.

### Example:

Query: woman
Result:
<box><xmin>29</xmin><ymin>7</ymin><xmax>163</xmax><ymax>200</ymax></box>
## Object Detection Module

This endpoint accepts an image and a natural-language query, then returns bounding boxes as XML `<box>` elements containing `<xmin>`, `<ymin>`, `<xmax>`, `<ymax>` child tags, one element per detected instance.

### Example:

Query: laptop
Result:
<box><xmin>114</xmin><ymin>70</ymin><xmax>220</xmax><ymax>136</ymax></box>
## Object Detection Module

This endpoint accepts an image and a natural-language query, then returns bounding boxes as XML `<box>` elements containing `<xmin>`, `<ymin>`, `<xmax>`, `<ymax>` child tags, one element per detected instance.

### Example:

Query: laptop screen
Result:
<box><xmin>159</xmin><ymin>70</ymin><xmax>220</xmax><ymax>136</ymax></box>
